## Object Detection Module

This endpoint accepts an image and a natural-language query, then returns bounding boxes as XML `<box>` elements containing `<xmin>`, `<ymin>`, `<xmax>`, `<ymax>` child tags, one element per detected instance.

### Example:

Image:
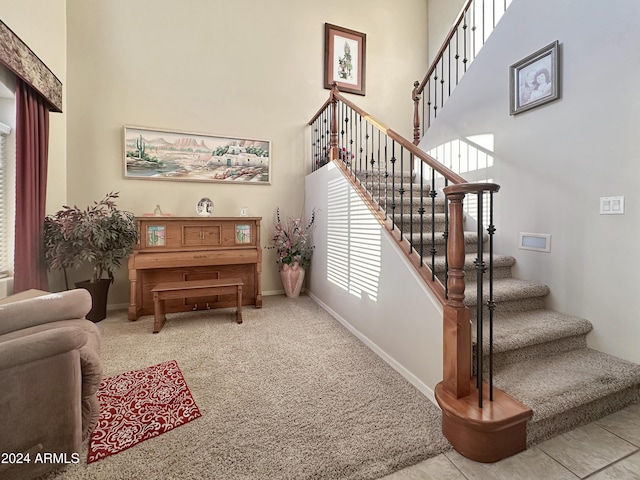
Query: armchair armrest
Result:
<box><xmin>0</xmin><ymin>326</ymin><xmax>88</xmax><ymax>370</ymax></box>
<box><xmin>0</xmin><ymin>289</ymin><xmax>92</xmax><ymax>336</ymax></box>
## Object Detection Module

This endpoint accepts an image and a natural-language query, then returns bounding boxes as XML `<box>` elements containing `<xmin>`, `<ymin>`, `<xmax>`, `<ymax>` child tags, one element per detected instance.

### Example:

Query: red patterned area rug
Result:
<box><xmin>88</xmin><ymin>360</ymin><xmax>201</xmax><ymax>463</ymax></box>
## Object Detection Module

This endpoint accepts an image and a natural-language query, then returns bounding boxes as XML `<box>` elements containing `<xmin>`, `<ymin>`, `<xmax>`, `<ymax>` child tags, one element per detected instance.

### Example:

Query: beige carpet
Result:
<box><xmin>41</xmin><ymin>294</ymin><xmax>449</xmax><ymax>480</ymax></box>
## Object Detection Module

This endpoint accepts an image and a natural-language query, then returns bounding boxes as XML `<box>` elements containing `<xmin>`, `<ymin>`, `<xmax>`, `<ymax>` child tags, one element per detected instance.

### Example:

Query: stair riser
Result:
<box><xmin>406</xmin><ymin>241</ymin><xmax>483</xmax><ymax>256</ymax></box>
<box><xmin>526</xmin><ymin>386</ymin><xmax>640</xmax><ymax>446</ymax></box>
<box><xmin>473</xmin><ymin>335</ymin><xmax>588</xmax><ymax>371</ymax></box>
<box><xmin>468</xmin><ymin>297</ymin><xmax>546</xmax><ymax>322</ymax></box>
<box><xmin>397</xmin><ymin>219</ymin><xmax>447</xmax><ymax>234</ymax></box>
<box><xmin>380</xmin><ymin>201</ymin><xmax>446</xmax><ymax>215</ymax></box>
<box><xmin>367</xmin><ymin>189</ymin><xmax>433</xmax><ymax>203</ymax></box>
<box><xmin>436</xmin><ymin>266</ymin><xmax>513</xmax><ymax>284</ymax></box>
<box><xmin>354</xmin><ymin>171</ymin><xmax>414</xmax><ymax>181</ymax></box>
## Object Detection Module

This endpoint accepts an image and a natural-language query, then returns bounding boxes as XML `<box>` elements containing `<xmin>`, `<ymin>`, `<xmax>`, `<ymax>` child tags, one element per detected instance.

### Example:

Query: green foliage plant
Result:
<box><xmin>43</xmin><ymin>192</ymin><xmax>139</xmax><ymax>284</ymax></box>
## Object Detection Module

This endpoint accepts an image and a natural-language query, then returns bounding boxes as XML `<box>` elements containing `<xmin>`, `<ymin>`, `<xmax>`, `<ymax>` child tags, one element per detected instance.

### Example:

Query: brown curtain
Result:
<box><xmin>13</xmin><ymin>78</ymin><xmax>50</xmax><ymax>293</ymax></box>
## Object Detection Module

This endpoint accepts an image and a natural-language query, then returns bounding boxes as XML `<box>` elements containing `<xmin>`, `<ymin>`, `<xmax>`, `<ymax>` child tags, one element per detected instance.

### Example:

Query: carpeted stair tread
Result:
<box><xmin>494</xmin><ymin>348</ymin><xmax>640</xmax><ymax>423</ymax></box>
<box><xmin>354</xmin><ymin>170</ymin><xmax>414</xmax><ymax>180</ymax></box>
<box><xmin>397</xmin><ymin>212</ymin><xmax>447</xmax><ymax>226</ymax></box>
<box><xmin>362</xmin><ymin>182</ymin><xmax>428</xmax><ymax>193</ymax></box>
<box><xmin>464</xmin><ymin>278</ymin><xmax>550</xmax><ymax>306</ymax></box>
<box><xmin>380</xmin><ymin>196</ymin><xmax>446</xmax><ymax>208</ymax></box>
<box><xmin>407</xmin><ymin>231</ymin><xmax>486</xmax><ymax>246</ymax></box>
<box><xmin>473</xmin><ymin>309</ymin><xmax>593</xmax><ymax>354</ymax></box>
<box><xmin>354</xmin><ymin>166</ymin><xmax>640</xmax><ymax>450</ymax></box>
<box><xmin>431</xmin><ymin>253</ymin><xmax>516</xmax><ymax>274</ymax></box>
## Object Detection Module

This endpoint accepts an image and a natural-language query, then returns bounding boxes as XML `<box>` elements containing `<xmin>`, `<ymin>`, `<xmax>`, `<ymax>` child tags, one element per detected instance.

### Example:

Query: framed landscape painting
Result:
<box><xmin>123</xmin><ymin>126</ymin><xmax>271</xmax><ymax>184</ymax></box>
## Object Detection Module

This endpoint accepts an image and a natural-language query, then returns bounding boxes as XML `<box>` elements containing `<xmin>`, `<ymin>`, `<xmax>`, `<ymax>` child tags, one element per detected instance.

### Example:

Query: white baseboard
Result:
<box><xmin>307</xmin><ymin>291</ymin><xmax>438</xmax><ymax>407</ymax></box>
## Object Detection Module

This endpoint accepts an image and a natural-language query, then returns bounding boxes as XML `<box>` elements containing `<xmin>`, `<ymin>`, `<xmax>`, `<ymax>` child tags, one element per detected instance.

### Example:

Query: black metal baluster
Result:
<box><xmin>339</xmin><ymin>103</ymin><xmax>346</xmax><ymax>161</ymax></box>
<box><xmin>369</xmin><ymin>124</ymin><xmax>375</xmax><ymax>194</ymax></box>
<box><xmin>348</xmin><ymin>107</ymin><xmax>353</xmax><ymax>170</ymax></box>
<box><xmin>440</xmin><ymin>59</ymin><xmax>445</xmax><ymax>111</ymax></box>
<box><xmin>463</xmin><ymin>11</ymin><xmax>468</xmax><ymax>72</ymax></box>
<box><xmin>376</xmin><ymin>130</ymin><xmax>381</xmax><ymax>206</ymax></box>
<box><xmin>409</xmin><ymin>152</ymin><xmax>414</xmax><ymax>252</ymax></box>
<box><xmin>488</xmin><ymin>190</ymin><xmax>496</xmax><ymax>401</ymax></box>
<box><xmin>383</xmin><ymin>135</ymin><xmax>389</xmax><ymax>218</ymax></box>
<box><xmin>391</xmin><ymin>140</ymin><xmax>397</xmax><ymax>231</ymax></box>
<box><xmin>418</xmin><ymin>162</ymin><xmax>425</xmax><ymax>267</ymax></box>
<box><xmin>358</xmin><ymin>116</ymin><xmax>363</xmax><ymax>174</ymax></box>
<box><xmin>321</xmin><ymin>114</ymin><xmax>327</xmax><ymax>164</ymax></box>
<box><xmin>444</xmin><ymin>178</ymin><xmax>449</xmax><ymax>298</ymax></box>
<box><xmin>433</xmin><ymin>71</ymin><xmax>439</xmax><ymax>119</ymax></box>
<box><xmin>351</xmin><ymin>112</ymin><xmax>362</xmax><ymax>175</ymax></box>
<box><xmin>427</xmin><ymin>79</ymin><xmax>432</xmax><ymax>129</ymax></box>
<box><xmin>475</xmin><ymin>191</ymin><xmax>485</xmax><ymax>408</ymax></box>
<box><xmin>430</xmin><ymin>167</ymin><xmax>437</xmax><ymax>278</ymax></box>
<box><xmin>399</xmin><ymin>148</ymin><xmax>405</xmax><ymax>242</ymax></box>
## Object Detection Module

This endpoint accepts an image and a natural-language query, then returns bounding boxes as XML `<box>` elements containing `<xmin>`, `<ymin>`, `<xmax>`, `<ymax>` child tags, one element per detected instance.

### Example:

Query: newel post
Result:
<box><xmin>329</xmin><ymin>83</ymin><xmax>339</xmax><ymax>161</ymax></box>
<box><xmin>412</xmin><ymin>80</ymin><xmax>421</xmax><ymax>145</ymax></box>
<box><xmin>442</xmin><ymin>189</ymin><xmax>471</xmax><ymax>398</ymax></box>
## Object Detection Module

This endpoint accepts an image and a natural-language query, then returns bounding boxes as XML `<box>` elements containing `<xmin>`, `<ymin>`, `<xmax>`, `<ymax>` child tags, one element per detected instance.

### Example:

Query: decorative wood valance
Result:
<box><xmin>0</xmin><ymin>20</ymin><xmax>62</xmax><ymax>112</ymax></box>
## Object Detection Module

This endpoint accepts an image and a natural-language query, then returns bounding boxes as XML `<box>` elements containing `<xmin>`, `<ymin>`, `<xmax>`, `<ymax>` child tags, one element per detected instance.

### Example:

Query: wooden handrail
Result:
<box><xmin>308</xmin><ymin>84</ymin><xmax>500</xmax><ymax>402</ymax></box>
<box><xmin>306</xmin><ymin>5</ymin><xmax>531</xmax><ymax>462</ymax></box>
<box><xmin>444</xmin><ymin>182</ymin><xmax>500</xmax><ymax>196</ymax></box>
<box><xmin>328</xmin><ymin>85</ymin><xmax>468</xmax><ymax>186</ymax></box>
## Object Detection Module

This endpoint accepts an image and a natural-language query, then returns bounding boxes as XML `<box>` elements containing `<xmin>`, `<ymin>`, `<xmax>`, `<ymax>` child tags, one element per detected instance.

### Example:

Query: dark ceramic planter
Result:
<box><xmin>75</xmin><ymin>278</ymin><xmax>111</xmax><ymax>322</ymax></box>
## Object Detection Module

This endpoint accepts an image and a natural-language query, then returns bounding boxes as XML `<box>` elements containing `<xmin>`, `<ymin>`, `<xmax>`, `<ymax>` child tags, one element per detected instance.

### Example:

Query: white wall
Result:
<box><xmin>305</xmin><ymin>163</ymin><xmax>443</xmax><ymax>399</ymax></box>
<box><xmin>63</xmin><ymin>0</ymin><xmax>430</xmax><ymax>304</ymax></box>
<box><xmin>420</xmin><ymin>0</ymin><xmax>640</xmax><ymax>364</ymax></box>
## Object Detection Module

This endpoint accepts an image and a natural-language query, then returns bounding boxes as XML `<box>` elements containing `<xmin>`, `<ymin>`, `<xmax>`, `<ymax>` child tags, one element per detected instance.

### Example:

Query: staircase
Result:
<box><xmin>309</xmin><ymin>0</ymin><xmax>640</xmax><ymax>460</ymax></box>
<box><xmin>365</xmin><ymin>169</ymin><xmax>640</xmax><ymax>446</ymax></box>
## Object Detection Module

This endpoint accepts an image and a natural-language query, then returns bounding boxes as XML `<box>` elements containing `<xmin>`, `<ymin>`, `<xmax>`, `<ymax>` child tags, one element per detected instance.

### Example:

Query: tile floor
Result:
<box><xmin>382</xmin><ymin>402</ymin><xmax>640</xmax><ymax>479</ymax></box>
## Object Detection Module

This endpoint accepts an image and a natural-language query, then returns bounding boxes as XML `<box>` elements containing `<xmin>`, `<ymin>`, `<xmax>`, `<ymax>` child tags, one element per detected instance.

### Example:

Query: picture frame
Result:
<box><xmin>324</xmin><ymin>23</ymin><xmax>366</xmax><ymax>96</ymax></box>
<box><xmin>123</xmin><ymin>126</ymin><xmax>271</xmax><ymax>184</ymax></box>
<box><xmin>509</xmin><ymin>40</ymin><xmax>559</xmax><ymax>115</ymax></box>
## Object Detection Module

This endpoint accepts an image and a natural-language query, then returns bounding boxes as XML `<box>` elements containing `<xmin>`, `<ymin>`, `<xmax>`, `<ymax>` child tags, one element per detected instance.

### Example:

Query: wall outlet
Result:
<box><xmin>600</xmin><ymin>196</ymin><xmax>624</xmax><ymax>215</ymax></box>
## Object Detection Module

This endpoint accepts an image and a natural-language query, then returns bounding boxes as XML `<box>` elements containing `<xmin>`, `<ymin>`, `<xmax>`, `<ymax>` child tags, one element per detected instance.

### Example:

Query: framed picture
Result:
<box><xmin>324</xmin><ymin>23</ymin><xmax>366</xmax><ymax>96</ymax></box>
<box><xmin>123</xmin><ymin>126</ymin><xmax>271</xmax><ymax>184</ymax></box>
<box><xmin>510</xmin><ymin>41</ymin><xmax>559</xmax><ymax>115</ymax></box>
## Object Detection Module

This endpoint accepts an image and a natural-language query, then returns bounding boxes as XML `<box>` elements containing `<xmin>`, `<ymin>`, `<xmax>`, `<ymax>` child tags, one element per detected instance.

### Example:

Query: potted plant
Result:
<box><xmin>43</xmin><ymin>192</ymin><xmax>139</xmax><ymax>321</ymax></box>
<box><xmin>269</xmin><ymin>208</ymin><xmax>316</xmax><ymax>298</ymax></box>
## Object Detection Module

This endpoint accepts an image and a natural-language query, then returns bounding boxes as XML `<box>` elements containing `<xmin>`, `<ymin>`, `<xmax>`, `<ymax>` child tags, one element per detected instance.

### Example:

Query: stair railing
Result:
<box><xmin>309</xmin><ymin>85</ymin><xmax>499</xmax><ymax>406</ymax></box>
<box><xmin>412</xmin><ymin>0</ymin><xmax>512</xmax><ymax>144</ymax></box>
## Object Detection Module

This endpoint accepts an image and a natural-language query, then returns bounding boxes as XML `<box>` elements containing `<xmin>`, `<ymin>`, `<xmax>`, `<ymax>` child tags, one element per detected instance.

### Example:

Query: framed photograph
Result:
<box><xmin>510</xmin><ymin>41</ymin><xmax>559</xmax><ymax>115</ymax></box>
<box><xmin>123</xmin><ymin>126</ymin><xmax>271</xmax><ymax>184</ymax></box>
<box><xmin>324</xmin><ymin>23</ymin><xmax>366</xmax><ymax>96</ymax></box>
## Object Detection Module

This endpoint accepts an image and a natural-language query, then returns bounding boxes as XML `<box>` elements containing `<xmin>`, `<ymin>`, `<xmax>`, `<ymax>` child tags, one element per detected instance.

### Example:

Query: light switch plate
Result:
<box><xmin>600</xmin><ymin>196</ymin><xmax>624</xmax><ymax>215</ymax></box>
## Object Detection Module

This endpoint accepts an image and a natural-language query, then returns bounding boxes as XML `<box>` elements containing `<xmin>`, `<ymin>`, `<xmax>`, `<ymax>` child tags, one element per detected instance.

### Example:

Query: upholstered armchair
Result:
<box><xmin>0</xmin><ymin>289</ymin><xmax>103</xmax><ymax>480</ymax></box>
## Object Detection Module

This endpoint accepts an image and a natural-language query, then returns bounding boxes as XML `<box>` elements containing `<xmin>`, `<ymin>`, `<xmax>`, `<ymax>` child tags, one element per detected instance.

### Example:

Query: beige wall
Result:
<box><xmin>427</xmin><ymin>0</ymin><xmax>465</xmax><ymax>62</ymax></box>
<box><xmin>0</xmin><ymin>0</ymin><xmax>429</xmax><ymax>304</ymax></box>
<box><xmin>59</xmin><ymin>0</ymin><xmax>429</xmax><ymax>304</ymax></box>
<box><xmin>0</xmin><ymin>0</ymin><xmax>68</xmax><ymax>212</ymax></box>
